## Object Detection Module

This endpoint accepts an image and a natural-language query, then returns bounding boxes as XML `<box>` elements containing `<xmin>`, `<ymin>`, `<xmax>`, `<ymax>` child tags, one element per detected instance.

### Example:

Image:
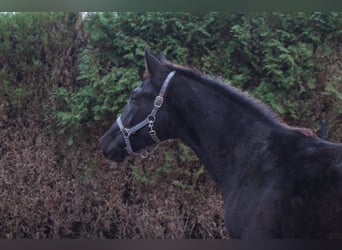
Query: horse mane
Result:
<box><xmin>167</xmin><ymin>62</ymin><xmax>317</xmax><ymax>137</ymax></box>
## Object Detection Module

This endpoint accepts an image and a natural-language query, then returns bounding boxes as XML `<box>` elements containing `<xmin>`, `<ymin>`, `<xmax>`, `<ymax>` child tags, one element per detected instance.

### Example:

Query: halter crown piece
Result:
<box><xmin>116</xmin><ymin>71</ymin><xmax>176</xmax><ymax>158</ymax></box>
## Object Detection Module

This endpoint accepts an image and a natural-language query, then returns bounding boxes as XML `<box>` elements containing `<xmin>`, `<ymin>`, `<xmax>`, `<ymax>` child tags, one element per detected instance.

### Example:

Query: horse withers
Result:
<box><xmin>100</xmin><ymin>49</ymin><xmax>342</xmax><ymax>238</ymax></box>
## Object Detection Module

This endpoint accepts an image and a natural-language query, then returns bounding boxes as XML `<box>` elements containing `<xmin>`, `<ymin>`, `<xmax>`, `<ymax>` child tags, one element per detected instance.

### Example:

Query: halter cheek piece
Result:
<box><xmin>116</xmin><ymin>71</ymin><xmax>176</xmax><ymax>158</ymax></box>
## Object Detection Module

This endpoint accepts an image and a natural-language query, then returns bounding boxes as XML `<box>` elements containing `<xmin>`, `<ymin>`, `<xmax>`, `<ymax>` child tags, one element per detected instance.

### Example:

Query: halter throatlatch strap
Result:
<box><xmin>117</xmin><ymin>71</ymin><xmax>176</xmax><ymax>158</ymax></box>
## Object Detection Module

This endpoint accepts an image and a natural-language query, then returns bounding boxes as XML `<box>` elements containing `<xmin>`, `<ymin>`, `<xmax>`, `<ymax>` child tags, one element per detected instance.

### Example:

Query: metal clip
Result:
<box><xmin>154</xmin><ymin>96</ymin><xmax>164</xmax><ymax>108</ymax></box>
<box><xmin>140</xmin><ymin>150</ymin><xmax>148</xmax><ymax>158</ymax></box>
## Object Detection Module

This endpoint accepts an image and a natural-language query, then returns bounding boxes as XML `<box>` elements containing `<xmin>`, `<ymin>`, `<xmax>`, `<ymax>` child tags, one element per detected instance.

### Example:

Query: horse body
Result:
<box><xmin>166</xmin><ymin>69</ymin><xmax>342</xmax><ymax>238</ymax></box>
<box><xmin>221</xmin><ymin>132</ymin><xmax>342</xmax><ymax>238</ymax></box>
<box><xmin>100</xmin><ymin>49</ymin><xmax>342</xmax><ymax>238</ymax></box>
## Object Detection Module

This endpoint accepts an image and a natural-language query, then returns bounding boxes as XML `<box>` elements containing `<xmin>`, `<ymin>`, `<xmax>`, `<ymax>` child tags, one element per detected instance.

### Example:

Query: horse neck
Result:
<box><xmin>169</xmin><ymin>75</ymin><xmax>280</xmax><ymax>188</ymax></box>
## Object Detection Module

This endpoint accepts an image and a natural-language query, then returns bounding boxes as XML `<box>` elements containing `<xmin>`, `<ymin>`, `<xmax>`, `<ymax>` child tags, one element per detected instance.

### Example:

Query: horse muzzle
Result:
<box><xmin>99</xmin><ymin>123</ymin><xmax>127</xmax><ymax>162</ymax></box>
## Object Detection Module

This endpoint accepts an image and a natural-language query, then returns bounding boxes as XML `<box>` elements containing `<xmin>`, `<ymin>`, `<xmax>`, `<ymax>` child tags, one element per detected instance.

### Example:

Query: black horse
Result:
<box><xmin>100</xmin><ymin>49</ymin><xmax>342</xmax><ymax>238</ymax></box>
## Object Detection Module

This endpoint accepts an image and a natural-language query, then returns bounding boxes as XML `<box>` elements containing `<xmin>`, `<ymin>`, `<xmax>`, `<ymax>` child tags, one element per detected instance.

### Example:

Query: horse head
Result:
<box><xmin>99</xmin><ymin>49</ymin><xmax>177</xmax><ymax>162</ymax></box>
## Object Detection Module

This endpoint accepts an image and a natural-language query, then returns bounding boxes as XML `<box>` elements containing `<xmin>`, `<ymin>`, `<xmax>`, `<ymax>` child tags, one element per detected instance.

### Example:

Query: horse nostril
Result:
<box><xmin>102</xmin><ymin>150</ymin><xmax>109</xmax><ymax>159</ymax></box>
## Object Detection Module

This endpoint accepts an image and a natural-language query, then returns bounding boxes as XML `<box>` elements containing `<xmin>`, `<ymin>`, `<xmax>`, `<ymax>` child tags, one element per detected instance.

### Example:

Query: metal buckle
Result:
<box><xmin>154</xmin><ymin>96</ymin><xmax>164</xmax><ymax>108</ymax></box>
<box><xmin>122</xmin><ymin>128</ymin><xmax>129</xmax><ymax>138</ymax></box>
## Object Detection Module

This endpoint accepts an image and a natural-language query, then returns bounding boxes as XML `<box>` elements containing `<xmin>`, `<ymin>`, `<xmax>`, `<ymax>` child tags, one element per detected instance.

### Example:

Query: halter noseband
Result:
<box><xmin>116</xmin><ymin>71</ymin><xmax>176</xmax><ymax>158</ymax></box>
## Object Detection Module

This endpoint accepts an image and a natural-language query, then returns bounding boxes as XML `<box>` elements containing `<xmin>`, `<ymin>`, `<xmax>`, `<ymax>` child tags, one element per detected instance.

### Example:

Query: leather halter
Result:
<box><xmin>116</xmin><ymin>71</ymin><xmax>176</xmax><ymax>158</ymax></box>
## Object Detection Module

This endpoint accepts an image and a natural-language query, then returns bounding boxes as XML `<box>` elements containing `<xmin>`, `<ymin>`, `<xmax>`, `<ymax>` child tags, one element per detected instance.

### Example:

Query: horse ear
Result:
<box><xmin>144</xmin><ymin>47</ymin><xmax>162</xmax><ymax>77</ymax></box>
<box><xmin>156</xmin><ymin>50</ymin><xmax>167</xmax><ymax>62</ymax></box>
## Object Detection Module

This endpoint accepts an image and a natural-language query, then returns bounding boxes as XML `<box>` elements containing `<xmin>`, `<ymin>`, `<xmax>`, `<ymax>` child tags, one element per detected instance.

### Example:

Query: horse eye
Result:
<box><xmin>130</xmin><ymin>88</ymin><xmax>141</xmax><ymax>100</ymax></box>
<box><xmin>130</xmin><ymin>91</ymin><xmax>138</xmax><ymax>100</ymax></box>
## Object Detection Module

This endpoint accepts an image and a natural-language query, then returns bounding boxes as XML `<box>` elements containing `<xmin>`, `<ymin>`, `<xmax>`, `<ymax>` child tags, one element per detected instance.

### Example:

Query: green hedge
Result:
<box><xmin>1</xmin><ymin>12</ymin><xmax>341</xmax><ymax>136</ymax></box>
<box><xmin>51</xmin><ymin>12</ymin><xmax>342</xmax><ymax>136</ymax></box>
<box><xmin>0</xmin><ymin>12</ymin><xmax>84</xmax><ymax>125</ymax></box>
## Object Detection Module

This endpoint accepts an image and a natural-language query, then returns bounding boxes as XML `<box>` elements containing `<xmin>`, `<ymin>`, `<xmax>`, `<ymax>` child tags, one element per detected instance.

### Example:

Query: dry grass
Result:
<box><xmin>0</xmin><ymin>119</ymin><xmax>227</xmax><ymax>238</ymax></box>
